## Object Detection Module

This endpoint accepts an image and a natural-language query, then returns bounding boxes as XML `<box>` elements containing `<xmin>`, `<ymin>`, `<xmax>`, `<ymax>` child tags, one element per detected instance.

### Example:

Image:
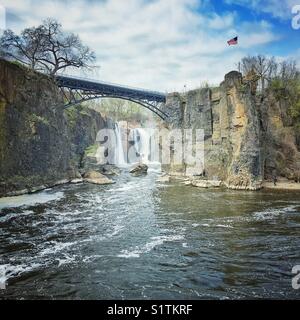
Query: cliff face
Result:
<box><xmin>0</xmin><ymin>59</ymin><xmax>111</xmax><ymax>197</ymax></box>
<box><xmin>162</xmin><ymin>71</ymin><xmax>300</xmax><ymax>190</ymax></box>
<box><xmin>261</xmin><ymin>92</ymin><xmax>300</xmax><ymax>182</ymax></box>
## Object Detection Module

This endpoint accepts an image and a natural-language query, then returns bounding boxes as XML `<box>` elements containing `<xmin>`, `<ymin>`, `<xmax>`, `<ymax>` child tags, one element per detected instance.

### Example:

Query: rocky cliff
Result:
<box><xmin>0</xmin><ymin>59</ymin><xmax>112</xmax><ymax>197</ymax></box>
<box><xmin>261</xmin><ymin>90</ymin><xmax>300</xmax><ymax>182</ymax></box>
<box><xmin>162</xmin><ymin>71</ymin><xmax>300</xmax><ymax>190</ymax></box>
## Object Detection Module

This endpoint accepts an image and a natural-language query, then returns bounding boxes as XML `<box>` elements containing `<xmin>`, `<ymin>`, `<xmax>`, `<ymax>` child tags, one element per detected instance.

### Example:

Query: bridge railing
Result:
<box><xmin>56</xmin><ymin>73</ymin><xmax>167</xmax><ymax>97</ymax></box>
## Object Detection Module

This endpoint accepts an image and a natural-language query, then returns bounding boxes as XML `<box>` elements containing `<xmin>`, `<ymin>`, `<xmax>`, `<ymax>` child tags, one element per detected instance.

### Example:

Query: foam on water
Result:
<box><xmin>0</xmin><ymin>210</ymin><xmax>34</xmax><ymax>223</ymax></box>
<box><xmin>118</xmin><ymin>235</ymin><xmax>185</xmax><ymax>259</ymax></box>
<box><xmin>57</xmin><ymin>255</ymin><xmax>77</xmax><ymax>267</ymax></box>
<box><xmin>109</xmin><ymin>224</ymin><xmax>125</xmax><ymax>237</ymax></box>
<box><xmin>39</xmin><ymin>241</ymin><xmax>76</xmax><ymax>257</ymax></box>
<box><xmin>0</xmin><ymin>191</ymin><xmax>64</xmax><ymax>210</ymax></box>
<box><xmin>252</xmin><ymin>205</ymin><xmax>299</xmax><ymax>221</ymax></box>
<box><xmin>199</xmin><ymin>205</ymin><xmax>300</xmax><ymax>227</ymax></box>
<box><xmin>0</xmin><ymin>263</ymin><xmax>42</xmax><ymax>284</ymax></box>
<box><xmin>215</xmin><ymin>224</ymin><xmax>234</xmax><ymax>229</ymax></box>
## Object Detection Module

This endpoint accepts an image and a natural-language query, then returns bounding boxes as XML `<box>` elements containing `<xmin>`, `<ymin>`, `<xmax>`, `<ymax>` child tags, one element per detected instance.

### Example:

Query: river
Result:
<box><xmin>0</xmin><ymin>167</ymin><xmax>300</xmax><ymax>299</ymax></box>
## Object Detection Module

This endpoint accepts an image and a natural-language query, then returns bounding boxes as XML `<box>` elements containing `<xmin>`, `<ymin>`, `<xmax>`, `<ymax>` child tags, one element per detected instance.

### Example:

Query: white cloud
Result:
<box><xmin>225</xmin><ymin>0</ymin><xmax>299</xmax><ymax>19</ymax></box>
<box><xmin>0</xmin><ymin>0</ymin><xmax>280</xmax><ymax>91</ymax></box>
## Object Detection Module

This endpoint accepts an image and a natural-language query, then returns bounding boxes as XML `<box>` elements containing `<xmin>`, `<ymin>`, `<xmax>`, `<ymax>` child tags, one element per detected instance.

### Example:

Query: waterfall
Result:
<box><xmin>114</xmin><ymin>123</ymin><xmax>126</xmax><ymax>166</ymax></box>
<box><xmin>129</xmin><ymin>128</ymin><xmax>155</xmax><ymax>164</ymax></box>
<box><xmin>113</xmin><ymin>124</ymin><xmax>159</xmax><ymax>167</ymax></box>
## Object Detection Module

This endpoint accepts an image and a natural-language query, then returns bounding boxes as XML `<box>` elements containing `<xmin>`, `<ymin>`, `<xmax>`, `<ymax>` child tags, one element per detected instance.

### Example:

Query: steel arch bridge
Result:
<box><xmin>55</xmin><ymin>75</ymin><xmax>168</xmax><ymax>120</ymax></box>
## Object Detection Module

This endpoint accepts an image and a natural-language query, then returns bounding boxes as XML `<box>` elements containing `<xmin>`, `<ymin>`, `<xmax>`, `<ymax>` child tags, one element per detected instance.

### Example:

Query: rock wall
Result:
<box><xmin>161</xmin><ymin>71</ymin><xmax>264</xmax><ymax>190</ymax></box>
<box><xmin>0</xmin><ymin>59</ymin><xmax>112</xmax><ymax>197</ymax></box>
<box><xmin>260</xmin><ymin>91</ymin><xmax>300</xmax><ymax>182</ymax></box>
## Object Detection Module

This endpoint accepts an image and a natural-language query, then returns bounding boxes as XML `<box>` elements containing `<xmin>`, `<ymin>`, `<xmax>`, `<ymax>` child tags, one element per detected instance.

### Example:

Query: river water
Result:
<box><xmin>0</xmin><ymin>167</ymin><xmax>300</xmax><ymax>300</ymax></box>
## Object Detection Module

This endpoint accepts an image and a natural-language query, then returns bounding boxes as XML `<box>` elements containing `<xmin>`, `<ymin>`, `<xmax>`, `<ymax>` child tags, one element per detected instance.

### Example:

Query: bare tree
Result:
<box><xmin>240</xmin><ymin>55</ymin><xmax>277</xmax><ymax>92</ymax></box>
<box><xmin>0</xmin><ymin>19</ymin><xmax>96</xmax><ymax>75</ymax></box>
<box><xmin>0</xmin><ymin>27</ymin><xmax>46</xmax><ymax>69</ymax></box>
<box><xmin>277</xmin><ymin>60</ymin><xmax>299</xmax><ymax>85</ymax></box>
<box><xmin>38</xmin><ymin>19</ymin><xmax>96</xmax><ymax>75</ymax></box>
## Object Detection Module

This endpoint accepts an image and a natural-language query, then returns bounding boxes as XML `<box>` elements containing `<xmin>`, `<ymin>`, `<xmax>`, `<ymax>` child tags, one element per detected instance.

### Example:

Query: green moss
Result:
<box><xmin>85</xmin><ymin>144</ymin><xmax>98</xmax><ymax>157</ymax></box>
<box><xmin>65</xmin><ymin>106</ymin><xmax>78</xmax><ymax>119</ymax></box>
<box><xmin>79</xmin><ymin>109</ymin><xmax>91</xmax><ymax>117</ymax></box>
<box><xmin>9</xmin><ymin>60</ymin><xmax>27</xmax><ymax>69</ymax></box>
<box><xmin>29</xmin><ymin>114</ymin><xmax>50</xmax><ymax>126</ymax></box>
<box><xmin>64</xmin><ymin>106</ymin><xmax>79</xmax><ymax>128</ymax></box>
<box><xmin>77</xmin><ymin>104</ymin><xmax>91</xmax><ymax>116</ymax></box>
<box><xmin>65</xmin><ymin>105</ymin><xmax>92</xmax><ymax>129</ymax></box>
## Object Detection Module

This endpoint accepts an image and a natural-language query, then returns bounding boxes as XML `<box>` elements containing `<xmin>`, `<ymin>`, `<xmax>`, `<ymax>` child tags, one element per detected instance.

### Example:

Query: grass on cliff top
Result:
<box><xmin>0</xmin><ymin>58</ymin><xmax>51</xmax><ymax>82</ymax></box>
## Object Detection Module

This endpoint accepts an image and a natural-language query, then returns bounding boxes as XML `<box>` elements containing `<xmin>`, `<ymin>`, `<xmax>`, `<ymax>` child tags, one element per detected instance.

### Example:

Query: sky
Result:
<box><xmin>0</xmin><ymin>0</ymin><xmax>299</xmax><ymax>92</ymax></box>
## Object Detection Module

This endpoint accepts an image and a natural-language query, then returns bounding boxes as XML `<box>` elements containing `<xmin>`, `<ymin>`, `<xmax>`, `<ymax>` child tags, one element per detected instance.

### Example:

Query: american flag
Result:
<box><xmin>227</xmin><ymin>36</ymin><xmax>238</xmax><ymax>46</ymax></box>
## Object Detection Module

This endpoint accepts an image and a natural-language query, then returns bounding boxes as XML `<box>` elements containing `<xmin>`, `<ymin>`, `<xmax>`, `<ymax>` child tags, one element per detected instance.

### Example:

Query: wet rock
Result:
<box><xmin>156</xmin><ymin>175</ymin><xmax>170</xmax><ymax>183</ymax></box>
<box><xmin>83</xmin><ymin>171</ymin><xmax>115</xmax><ymax>185</ymax></box>
<box><xmin>29</xmin><ymin>185</ymin><xmax>47</xmax><ymax>194</ymax></box>
<box><xmin>100</xmin><ymin>165</ymin><xmax>121</xmax><ymax>176</ymax></box>
<box><xmin>191</xmin><ymin>180</ymin><xmax>222</xmax><ymax>188</ymax></box>
<box><xmin>225</xmin><ymin>179</ymin><xmax>262</xmax><ymax>191</ymax></box>
<box><xmin>70</xmin><ymin>178</ymin><xmax>84</xmax><ymax>184</ymax></box>
<box><xmin>52</xmin><ymin>179</ymin><xmax>70</xmax><ymax>187</ymax></box>
<box><xmin>6</xmin><ymin>189</ymin><xmax>29</xmax><ymax>197</ymax></box>
<box><xmin>75</xmin><ymin>171</ymin><xmax>83</xmax><ymax>179</ymax></box>
<box><xmin>130</xmin><ymin>164</ymin><xmax>148</xmax><ymax>176</ymax></box>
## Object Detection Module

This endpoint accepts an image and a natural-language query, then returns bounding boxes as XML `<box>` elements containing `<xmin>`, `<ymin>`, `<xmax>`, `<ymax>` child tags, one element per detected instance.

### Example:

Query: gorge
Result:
<box><xmin>2</xmin><ymin>58</ymin><xmax>300</xmax><ymax>197</ymax></box>
<box><xmin>0</xmin><ymin>58</ymin><xmax>300</xmax><ymax>300</ymax></box>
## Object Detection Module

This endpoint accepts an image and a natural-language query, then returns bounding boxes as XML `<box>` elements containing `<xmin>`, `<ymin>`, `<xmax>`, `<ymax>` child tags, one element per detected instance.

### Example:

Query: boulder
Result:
<box><xmin>83</xmin><ymin>171</ymin><xmax>115</xmax><ymax>185</ymax></box>
<box><xmin>29</xmin><ymin>185</ymin><xmax>47</xmax><ymax>194</ymax></box>
<box><xmin>100</xmin><ymin>165</ymin><xmax>121</xmax><ymax>176</ymax></box>
<box><xmin>130</xmin><ymin>164</ymin><xmax>148</xmax><ymax>176</ymax></box>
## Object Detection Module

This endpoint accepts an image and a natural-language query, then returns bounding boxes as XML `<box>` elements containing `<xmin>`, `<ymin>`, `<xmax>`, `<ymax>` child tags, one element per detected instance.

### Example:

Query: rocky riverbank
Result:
<box><xmin>263</xmin><ymin>180</ymin><xmax>300</xmax><ymax>191</ymax></box>
<box><xmin>156</xmin><ymin>174</ymin><xmax>300</xmax><ymax>192</ymax></box>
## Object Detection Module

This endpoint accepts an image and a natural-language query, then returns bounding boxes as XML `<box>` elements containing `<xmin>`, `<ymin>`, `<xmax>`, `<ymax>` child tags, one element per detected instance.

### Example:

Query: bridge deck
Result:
<box><xmin>56</xmin><ymin>75</ymin><xmax>166</xmax><ymax>103</ymax></box>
